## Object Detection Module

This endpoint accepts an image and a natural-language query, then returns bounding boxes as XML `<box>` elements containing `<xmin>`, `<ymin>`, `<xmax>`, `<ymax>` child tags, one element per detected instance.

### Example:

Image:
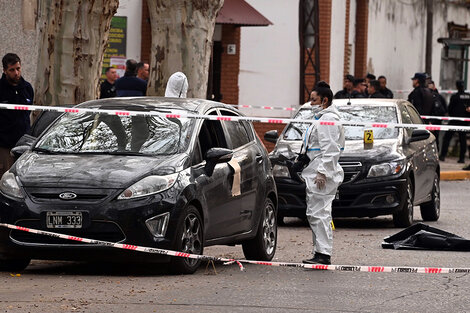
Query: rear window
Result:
<box><xmin>283</xmin><ymin>105</ymin><xmax>399</xmax><ymax>141</ymax></box>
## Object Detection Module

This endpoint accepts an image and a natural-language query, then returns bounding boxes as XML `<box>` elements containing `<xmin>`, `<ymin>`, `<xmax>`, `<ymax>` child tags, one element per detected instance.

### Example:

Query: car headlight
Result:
<box><xmin>272</xmin><ymin>164</ymin><xmax>291</xmax><ymax>178</ymax></box>
<box><xmin>0</xmin><ymin>172</ymin><xmax>25</xmax><ymax>200</ymax></box>
<box><xmin>117</xmin><ymin>173</ymin><xmax>178</xmax><ymax>200</ymax></box>
<box><xmin>367</xmin><ymin>160</ymin><xmax>405</xmax><ymax>178</ymax></box>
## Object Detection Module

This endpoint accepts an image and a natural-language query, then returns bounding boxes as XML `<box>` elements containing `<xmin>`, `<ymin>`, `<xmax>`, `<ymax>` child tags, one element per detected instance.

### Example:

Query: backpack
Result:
<box><xmin>431</xmin><ymin>92</ymin><xmax>446</xmax><ymax>116</ymax></box>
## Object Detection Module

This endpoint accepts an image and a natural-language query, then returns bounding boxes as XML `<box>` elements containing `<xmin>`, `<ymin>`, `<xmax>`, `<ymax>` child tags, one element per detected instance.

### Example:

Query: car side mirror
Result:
<box><xmin>11</xmin><ymin>134</ymin><xmax>37</xmax><ymax>159</ymax></box>
<box><xmin>408</xmin><ymin>129</ymin><xmax>430</xmax><ymax>143</ymax></box>
<box><xmin>264</xmin><ymin>130</ymin><xmax>279</xmax><ymax>143</ymax></box>
<box><xmin>204</xmin><ymin>147</ymin><xmax>233</xmax><ymax>176</ymax></box>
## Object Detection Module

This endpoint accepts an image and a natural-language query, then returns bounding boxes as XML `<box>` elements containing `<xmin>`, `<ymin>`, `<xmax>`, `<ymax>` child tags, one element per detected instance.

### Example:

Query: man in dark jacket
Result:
<box><xmin>99</xmin><ymin>67</ymin><xmax>118</xmax><ymax>99</ymax></box>
<box><xmin>368</xmin><ymin>80</ymin><xmax>385</xmax><ymax>98</ymax></box>
<box><xmin>350</xmin><ymin>78</ymin><xmax>367</xmax><ymax>98</ymax></box>
<box><xmin>407</xmin><ymin>72</ymin><xmax>433</xmax><ymax>115</ymax></box>
<box><xmin>0</xmin><ymin>53</ymin><xmax>33</xmax><ymax>176</ymax></box>
<box><xmin>439</xmin><ymin>80</ymin><xmax>470</xmax><ymax>163</ymax></box>
<box><xmin>427</xmin><ymin>80</ymin><xmax>447</xmax><ymax>150</ymax></box>
<box><xmin>334</xmin><ymin>74</ymin><xmax>354</xmax><ymax>99</ymax></box>
<box><xmin>115</xmin><ymin>59</ymin><xmax>147</xmax><ymax>97</ymax></box>
<box><xmin>378</xmin><ymin>75</ymin><xmax>394</xmax><ymax>99</ymax></box>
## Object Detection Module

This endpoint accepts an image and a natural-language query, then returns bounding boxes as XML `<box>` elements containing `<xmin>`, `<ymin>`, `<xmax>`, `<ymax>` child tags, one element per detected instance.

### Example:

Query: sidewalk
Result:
<box><xmin>439</xmin><ymin>156</ymin><xmax>470</xmax><ymax>181</ymax></box>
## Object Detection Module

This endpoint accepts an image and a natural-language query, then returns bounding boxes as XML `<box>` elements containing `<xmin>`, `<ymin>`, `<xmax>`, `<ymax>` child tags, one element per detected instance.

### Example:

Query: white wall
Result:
<box><xmin>367</xmin><ymin>0</ymin><xmax>427</xmax><ymax>96</ymax></box>
<box><xmin>329</xmin><ymin>0</ymin><xmax>347</xmax><ymax>93</ymax></box>
<box><xmin>239</xmin><ymin>0</ymin><xmax>300</xmax><ymax>118</ymax></box>
<box><xmin>116</xmin><ymin>0</ymin><xmax>143</xmax><ymax>62</ymax></box>
<box><xmin>367</xmin><ymin>0</ymin><xmax>470</xmax><ymax>96</ymax></box>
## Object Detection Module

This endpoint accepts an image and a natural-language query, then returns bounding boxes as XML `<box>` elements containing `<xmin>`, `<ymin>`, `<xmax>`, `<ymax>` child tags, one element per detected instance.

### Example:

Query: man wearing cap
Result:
<box><xmin>407</xmin><ymin>72</ymin><xmax>433</xmax><ymax>115</ymax></box>
<box><xmin>334</xmin><ymin>75</ymin><xmax>354</xmax><ymax>99</ymax></box>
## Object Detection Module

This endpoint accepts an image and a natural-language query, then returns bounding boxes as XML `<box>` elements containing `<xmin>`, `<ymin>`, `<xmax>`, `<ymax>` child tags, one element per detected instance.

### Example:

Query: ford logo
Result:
<box><xmin>59</xmin><ymin>192</ymin><xmax>77</xmax><ymax>200</ymax></box>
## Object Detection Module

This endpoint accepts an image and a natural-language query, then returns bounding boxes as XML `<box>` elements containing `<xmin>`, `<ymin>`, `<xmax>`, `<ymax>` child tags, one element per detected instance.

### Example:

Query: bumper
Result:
<box><xmin>275</xmin><ymin>176</ymin><xmax>407</xmax><ymax>218</ymax></box>
<box><xmin>0</xmin><ymin>193</ymin><xmax>179</xmax><ymax>263</ymax></box>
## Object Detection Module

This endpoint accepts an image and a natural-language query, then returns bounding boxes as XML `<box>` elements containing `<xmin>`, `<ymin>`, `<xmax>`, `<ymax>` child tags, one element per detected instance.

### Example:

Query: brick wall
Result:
<box><xmin>318</xmin><ymin>0</ymin><xmax>332</xmax><ymax>83</ymax></box>
<box><xmin>343</xmin><ymin>0</ymin><xmax>351</xmax><ymax>76</ymax></box>
<box><xmin>220</xmin><ymin>25</ymin><xmax>241</xmax><ymax>105</ymax></box>
<box><xmin>354</xmin><ymin>0</ymin><xmax>369</xmax><ymax>79</ymax></box>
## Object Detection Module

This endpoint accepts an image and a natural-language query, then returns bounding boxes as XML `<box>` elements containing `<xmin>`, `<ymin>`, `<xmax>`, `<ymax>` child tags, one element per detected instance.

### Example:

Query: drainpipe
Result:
<box><xmin>425</xmin><ymin>0</ymin><xmax>433</xmax><ymax>76</ymax></box>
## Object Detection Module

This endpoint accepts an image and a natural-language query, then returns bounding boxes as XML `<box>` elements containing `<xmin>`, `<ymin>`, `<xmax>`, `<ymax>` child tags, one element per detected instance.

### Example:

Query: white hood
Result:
<box><xmin>165</xmin><ymin>72</ymin><xmax>189</xmax><ymax>98</ymax></box>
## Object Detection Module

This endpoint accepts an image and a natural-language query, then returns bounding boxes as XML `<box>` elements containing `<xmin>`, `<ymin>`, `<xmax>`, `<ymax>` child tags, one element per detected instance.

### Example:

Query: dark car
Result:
<box><xmin>0</xmin><ymin>97</ymin><xmax>277</xmax><ymax>274</ymax></box>
<box><xmin>266</xmin><ymin>99</ymin><xmax>440</xmax><ymax>228</ymax></box>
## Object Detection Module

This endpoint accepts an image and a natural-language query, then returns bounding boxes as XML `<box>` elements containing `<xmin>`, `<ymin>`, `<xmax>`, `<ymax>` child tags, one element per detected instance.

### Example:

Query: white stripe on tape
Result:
<box><xmin>1</xmin><ymin>223</ymin><xmax>469</xmax><ymax>274</ymax></box>
<box><xmin>2</xmin><ymin>103</ymin><xmax>470</xmax><ymax>132</ymax></box>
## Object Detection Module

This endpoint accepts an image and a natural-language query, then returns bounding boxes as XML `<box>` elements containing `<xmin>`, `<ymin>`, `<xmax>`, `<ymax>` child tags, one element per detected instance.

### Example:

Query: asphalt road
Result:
<box><xmin>1</xmin><ymin>181</ymin><xmax>470</xmax><ymax>313</ymax></box>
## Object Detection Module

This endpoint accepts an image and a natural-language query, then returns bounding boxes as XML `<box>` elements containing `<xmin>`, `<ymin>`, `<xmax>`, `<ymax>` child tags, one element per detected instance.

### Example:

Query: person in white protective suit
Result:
<box><xmin>298</xmin><ymin>81</ymin><xmax>345</xmax><ymax>265</ymax></box>
<box><xmin>164</xmin><ymin>72</ymin><xmax>189</xmax><ymax>98</ymax></box>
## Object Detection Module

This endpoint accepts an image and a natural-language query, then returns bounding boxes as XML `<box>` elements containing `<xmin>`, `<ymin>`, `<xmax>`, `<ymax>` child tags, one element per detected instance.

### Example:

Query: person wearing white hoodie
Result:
<box><xmin>165</xmin><ymin>72</ymin><xmax>189</xmax><ymax>98</ymax></box>
<box><xmin>297</xmin><ymin>81</ymin><xmax>345</xmax><ymax>265</ymax></box>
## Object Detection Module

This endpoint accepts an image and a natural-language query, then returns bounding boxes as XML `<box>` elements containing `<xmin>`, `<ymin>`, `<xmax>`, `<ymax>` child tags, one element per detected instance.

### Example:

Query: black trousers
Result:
<box><xmin>440</xmin><ymin>130</ymin><xmax>467</xmax><ymax>161</ymax></box>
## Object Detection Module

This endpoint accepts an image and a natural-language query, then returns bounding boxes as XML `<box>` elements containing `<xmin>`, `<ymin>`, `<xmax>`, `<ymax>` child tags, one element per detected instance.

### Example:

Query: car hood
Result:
<box><xmin>270</xmin><ymin>138</ymin><xmax>401</xmax><ymax>162</ymax></box>
<box><xmin>14</xmin><ymin>152</ymin><xmax>187</xmax><ymax>188</ymax></box>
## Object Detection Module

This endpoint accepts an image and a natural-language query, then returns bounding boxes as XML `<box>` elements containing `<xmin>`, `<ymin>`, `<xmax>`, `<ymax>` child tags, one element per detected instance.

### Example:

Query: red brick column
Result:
<box><xmin>343</xmin><ymin>0</ymin><xmax>351</xmax><ymax>76</ymax></box>
<box><xmin>220</xmin><ymin>25</ymin><xmax>240</xmax><ymax>105</ymax></box>
<box><xmin>141</xmin><ymin>0</ymin><xmax>151</xmax><ymax>63</ymax></box>
<box><xmin>318</xmin><ymin>0</ymin><xmax>332</xmax><ymax>83</ymax></box>
<box><xmin>354</xmin><ymin>0</ymin><xmax>369</xmax><ymax>79</ymax></box>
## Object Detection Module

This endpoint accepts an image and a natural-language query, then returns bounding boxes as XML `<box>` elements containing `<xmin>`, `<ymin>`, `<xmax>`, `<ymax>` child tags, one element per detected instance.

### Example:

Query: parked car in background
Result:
<box><xmin>266</xmin><ymin>99</ymin><xmax>440</xmax><ymax>227</ymax></box>
<box><xmin>0</xmin><ymin>97</ymin><xmax>277</xmax><ymax>274</ymax></box>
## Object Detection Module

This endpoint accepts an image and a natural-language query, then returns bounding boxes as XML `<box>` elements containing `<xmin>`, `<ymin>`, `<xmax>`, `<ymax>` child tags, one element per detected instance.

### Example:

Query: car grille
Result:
<box><xmin>24</xmin><ymin>187</ymin><xmax>114</xmax><ymax>203</ymax></box>
<box><xmin>340</xmin><ymin>161</ymin><xmax>363</xmax><ymax>184</ymax></box>
<box><xmin>10</xmin><ymin>220</ymin><xmax>126</xmax><ymax>246</ymax></box>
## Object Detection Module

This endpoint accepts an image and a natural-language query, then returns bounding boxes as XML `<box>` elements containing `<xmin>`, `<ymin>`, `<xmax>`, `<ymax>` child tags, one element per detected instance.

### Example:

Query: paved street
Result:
<box><xmin>1</xmin><ymin>180</ymin><xmax>470</xmax><ymax>313</ymax></box>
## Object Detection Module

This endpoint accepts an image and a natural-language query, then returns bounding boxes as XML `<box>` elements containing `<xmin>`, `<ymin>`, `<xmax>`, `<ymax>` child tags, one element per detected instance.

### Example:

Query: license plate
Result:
<box><xmin>46</xmin><ymin>211</ymin><xmax>83</xmax><ymax>229</ymax></box>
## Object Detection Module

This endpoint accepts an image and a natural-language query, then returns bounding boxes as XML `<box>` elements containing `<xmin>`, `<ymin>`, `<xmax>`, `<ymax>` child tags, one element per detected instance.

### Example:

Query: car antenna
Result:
<box><xmin>347</xmin><ymin>94</ymin><xmax>351</xmax><ymax>105</ymax></box>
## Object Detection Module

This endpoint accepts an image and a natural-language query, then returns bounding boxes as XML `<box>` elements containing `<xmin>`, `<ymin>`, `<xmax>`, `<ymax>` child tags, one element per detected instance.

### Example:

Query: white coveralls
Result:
<box><xmin>165</xmin><ymin>72</ymin><xmax>189</xmax><ymax>98</ymax></box>
<box><xmin>300</xmin><ymin>104</ymin><xmax>345</xmax><ymax>256</ymax></box>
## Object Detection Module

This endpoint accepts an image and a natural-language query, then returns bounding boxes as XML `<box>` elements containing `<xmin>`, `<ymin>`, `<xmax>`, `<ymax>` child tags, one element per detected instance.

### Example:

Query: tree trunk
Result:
<box><xmin>146</xmin><ymin>0</ymin><xmax>224</xmax><ymax>98</ymax></box>
<box><xmin>35</xmin><ymin>0</ymin><xmax>119</xmax><ymax>106</ymax></box>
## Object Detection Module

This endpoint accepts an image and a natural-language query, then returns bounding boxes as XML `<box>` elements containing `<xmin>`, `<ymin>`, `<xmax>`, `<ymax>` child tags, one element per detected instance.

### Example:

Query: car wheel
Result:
<box><xmin>169</xmin><ymin>206</ymin><xmax>203</xmax><ymax>274</ymax></box>
<box><xmin>419</xmin><ymin>172</ymin><xmax>440</xmax><ymax>221</ymax></box>
<box><xmin>393</xmin><ymin>178</ymin><xmax>414</xmax><ymax>228</ymax></box>
<box><xmin>242</xmin><ymin>198</ymin><xmax>277</xmax><ymax>261</ymax></box>
<box><xmin>0</xmin><ymin>257</ymin><xmax>30</xmax><ymax>272</ymax></box>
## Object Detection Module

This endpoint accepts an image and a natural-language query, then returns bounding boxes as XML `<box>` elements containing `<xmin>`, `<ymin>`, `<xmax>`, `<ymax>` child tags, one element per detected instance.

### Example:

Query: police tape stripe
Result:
<box><xmin>1</xmin><ymin>223</ymin><xmax>469</xmax><ymax>274</ymax></box>
<box><xmin>2</xmin><ymin>103</ymin><xmax>470</xmax><ymax>132</ymax></box>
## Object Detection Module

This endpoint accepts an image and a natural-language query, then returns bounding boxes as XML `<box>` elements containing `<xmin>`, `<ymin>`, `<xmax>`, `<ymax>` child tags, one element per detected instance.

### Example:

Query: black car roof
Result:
<box><xmin>75</xmin><ymin>97</ymin><xmax>239</xmax><ymax>115</ymax></box>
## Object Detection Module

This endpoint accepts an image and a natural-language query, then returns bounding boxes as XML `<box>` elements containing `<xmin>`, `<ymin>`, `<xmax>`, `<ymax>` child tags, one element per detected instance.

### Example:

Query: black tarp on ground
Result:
<box><xmin>382</xmin><ymin>223</ymin><xmax>470</xmax><ymax>251</ymax></box>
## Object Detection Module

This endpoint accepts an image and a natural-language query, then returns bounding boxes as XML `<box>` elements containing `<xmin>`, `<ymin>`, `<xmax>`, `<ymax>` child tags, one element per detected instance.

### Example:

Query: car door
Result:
<box><xmin>219</xmin><ymin>109</ymin><xmax>260</xmax><ymax>233</ymax></box>
<box><xmin>405</xmin><ymin>104</ymin><xmax>437</xmax><ymax>201</ymax></box>
<box><xmin>399</xmin><ymin>103</ymin><xmax>429</xmax><ymax>203</ymax></box>
<box><xmin>190</xmin><ymin>111</ymin><xmax>240</xmax><ymax>240</ymax></box>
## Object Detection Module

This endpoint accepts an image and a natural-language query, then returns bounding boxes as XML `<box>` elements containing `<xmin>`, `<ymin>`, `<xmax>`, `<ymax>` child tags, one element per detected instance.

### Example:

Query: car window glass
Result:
<box><xmin>400</xmin><ymin>104</ymin><xmax>414</xmax><ymax>137</ymax></box>
<box><xmin>35</xmin><ymin>111</ymin><xmax>194</xmax><ymax>155</ymax></box>
<box><xmin>284</xmin><ymin>108</ymin><xmax>315</xmax><ymax>140</ymax></box>
<box><xmin>406</xmin><ymin>105</ymin><xmax>424</xmax><ymax>124</ymax></box>
<box><xmin>219</xmin><ymin>110</ymin><xmax>251</xmax><ymax>149</ymax></box>
<box><xmin>197</xmin><ymin>111</ymin><xmax>228</xmax><ymax>159</ymax></box>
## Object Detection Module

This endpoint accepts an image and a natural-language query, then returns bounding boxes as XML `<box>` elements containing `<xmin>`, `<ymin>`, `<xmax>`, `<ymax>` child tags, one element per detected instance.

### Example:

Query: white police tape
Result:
<box><xmin>1</xmin><ymin>222</ymin><xmax>469</xmax><ymax>274</ymax></box>
<box><xmin>2</xmin><ymin>103</ymin><xmax>470</xmax><ymax>133</ymax></box>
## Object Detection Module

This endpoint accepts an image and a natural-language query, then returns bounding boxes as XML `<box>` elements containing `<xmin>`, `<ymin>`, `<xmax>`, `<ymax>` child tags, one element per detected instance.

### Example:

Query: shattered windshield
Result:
<box><xmin>283</xmin><ymin>106</ymin><xmax>399</xmax><ymax>140</ymax></box>
<box><xmin>35</xmin><ymin>111</ymin><xmax>193</xmax><ymax>155</ymax></box>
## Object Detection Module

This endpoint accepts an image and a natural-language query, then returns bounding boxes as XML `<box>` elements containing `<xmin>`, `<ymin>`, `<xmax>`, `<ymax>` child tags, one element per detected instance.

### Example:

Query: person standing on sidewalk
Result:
<box><xmin>115</xmin><ymin>59</ymin><xmax>147</xmax><ymax>97</ymax></box>
<box><xmin>439</xmin><ymin>80</ymin><xmax>469</xmax><ymax>164</ymax></box>
<box><xmin>296</xmin><ymin>81</ymin><xmax>345</xmax><ymax>265</ymax></box>
<box><xmin>0</xmin><ymin>53</ymin><xmax>33</xmax><ymax>177</ymax></box>
<box><xmin>99</xmin><ymin>67</ymin><xmax>118</xmax><ymax>99</ymax></box>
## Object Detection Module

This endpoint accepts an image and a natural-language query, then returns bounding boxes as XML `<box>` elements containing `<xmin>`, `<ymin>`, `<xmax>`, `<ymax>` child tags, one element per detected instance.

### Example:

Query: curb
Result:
<box><xmin>440</xmin><ymin>171</ymin><xmax>470</xmax><ymax>181</ymax></box>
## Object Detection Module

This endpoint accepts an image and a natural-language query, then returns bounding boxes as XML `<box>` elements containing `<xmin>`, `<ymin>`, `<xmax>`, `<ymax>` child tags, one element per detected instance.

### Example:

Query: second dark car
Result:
<box><xmin>266</xmin><ymin>99</ymin><xmax>440</xmax><ymax>227</ymax></box>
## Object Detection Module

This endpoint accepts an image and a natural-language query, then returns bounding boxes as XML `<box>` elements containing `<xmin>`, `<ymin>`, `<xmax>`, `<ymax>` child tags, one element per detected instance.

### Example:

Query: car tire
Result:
<box><xmin>393</xmin><ymin>178</ymin><xmax>414</xmax><ymax>228</ymax></box>
<box><xmin>420</xmin><ymin>172</ymin><xmax>440</xmax><ymax>221</ymax></box>
<box><xmin>242</xmin><ymin>198</ymin><xmax>277</xmax><ymax>261</ymax></box>
<box><xmin>169</xmin><ymin>206</ymin><xmax>203</xmax><ymax>274</ymax></box>
<box><xmin>0</xmin><ymin>257</ymin><xmax>30</xmax><ymax>272</ymax></box>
